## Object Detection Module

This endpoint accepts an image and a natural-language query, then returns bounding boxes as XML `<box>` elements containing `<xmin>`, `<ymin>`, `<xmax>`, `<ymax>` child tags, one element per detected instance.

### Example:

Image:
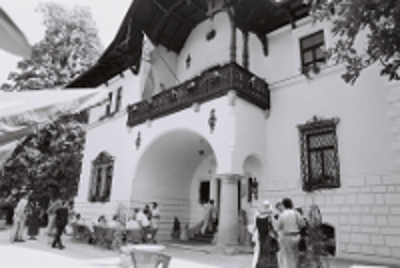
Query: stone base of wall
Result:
<box><xmin>259</xmin><ymin>173</ymin><xmax>400</xmax><ymax>265</ymax></box>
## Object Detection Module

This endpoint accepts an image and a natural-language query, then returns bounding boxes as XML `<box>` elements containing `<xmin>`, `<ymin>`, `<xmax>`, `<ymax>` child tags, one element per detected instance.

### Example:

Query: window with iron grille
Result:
<box><xmin>298</xmin><ymin>117</ymin><xmax>340</xmax><ymax>192</ymax></box>
<box><xmin>89</xmin><ymin>151</ymin><xmax>114</xmax><ymax>202</ymax></box>
<box><xmin>300</xmin><ymin>31</ymin><xmax>326</xmax><ymax>72</ymax></box>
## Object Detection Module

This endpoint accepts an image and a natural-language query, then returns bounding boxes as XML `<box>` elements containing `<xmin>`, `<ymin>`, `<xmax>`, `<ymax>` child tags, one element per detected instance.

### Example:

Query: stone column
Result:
<box><xmin>210</xmin><ymin>178</ymin><xmax>218</xmax><ymax>203</ymax></box>
<box><xmin>216</xmin><ymin>173</ymin><xmax>242</xmax><ymax>246</ymax></box>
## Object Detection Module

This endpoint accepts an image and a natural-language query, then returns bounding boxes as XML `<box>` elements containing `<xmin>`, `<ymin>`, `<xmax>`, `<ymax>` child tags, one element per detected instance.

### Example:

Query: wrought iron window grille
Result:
<box><xmin>298</xmin><ymin>116</ymin><xmax>340</xmax><ymax>192</ymax></box>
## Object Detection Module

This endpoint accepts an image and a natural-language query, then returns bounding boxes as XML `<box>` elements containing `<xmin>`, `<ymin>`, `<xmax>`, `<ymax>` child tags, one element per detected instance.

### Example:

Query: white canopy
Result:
<box><xmin>0</xmin><ymin>88</ymin><xmax>107</xmax><ymax>165</ymax></box>
<box><xmin>0</xmin><ymin>6</ymin><xmax>31</xmax><ymax>58</ymax></box>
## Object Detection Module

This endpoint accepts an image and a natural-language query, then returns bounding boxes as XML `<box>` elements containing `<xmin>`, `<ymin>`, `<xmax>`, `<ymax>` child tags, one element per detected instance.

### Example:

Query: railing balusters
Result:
<box><xmin>127</xmin><ymin>63</ymin><xmax>270</xmax><ymax>127</ymax></box>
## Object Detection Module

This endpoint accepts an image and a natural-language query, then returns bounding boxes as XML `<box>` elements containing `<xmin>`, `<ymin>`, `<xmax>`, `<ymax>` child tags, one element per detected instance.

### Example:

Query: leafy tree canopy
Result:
<box><xmin>0</xmin><ymin>3</ymin><xmax>99</xmax><ymax>199</ymax></box>
<box><xmin>308</xmin><ymin>0</ymin><xmax>400</xmax><ymax>84</ymax></box>
<box><xmin>1</xmin><ymin>2</ymin><xmax>102</xmax><ymax>91</ymax></box>
<box><xmin>0</xmin><ymin>113</ymin><xmax>88</xmax><ymax>200</ymax></box>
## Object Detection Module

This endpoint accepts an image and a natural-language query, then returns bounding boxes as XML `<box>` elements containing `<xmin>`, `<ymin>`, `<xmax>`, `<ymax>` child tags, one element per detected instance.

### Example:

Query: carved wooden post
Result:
<box><xmin>228</xmin><ymin>9</ymin><xmax>236</xmax><ymax>63</ymax></box>
<box><xmin>243</xmin><ymin>31</ymin><xmax>249</xmax><ymax>69</ymax></box>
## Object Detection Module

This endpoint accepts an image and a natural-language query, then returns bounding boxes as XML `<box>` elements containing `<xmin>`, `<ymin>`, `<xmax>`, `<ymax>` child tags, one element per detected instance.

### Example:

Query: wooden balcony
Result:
<box><xmin>126</xmin><ymin>63</ymin><xmax>270</xmax><ymax>127</ymax></box>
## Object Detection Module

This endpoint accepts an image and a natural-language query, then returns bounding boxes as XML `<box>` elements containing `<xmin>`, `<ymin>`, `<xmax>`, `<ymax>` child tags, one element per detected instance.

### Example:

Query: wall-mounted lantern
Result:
<box><xmin>135</xmin><ymin>132</ymin><xmax>141</xmax><ymax>150</ymax></box>
<box><xmin>208</xmin><ymin>109</ymin><xmax>217</xmax><ymax>133</ymax></box>
<box><xmin>198</xmin><ymin>139</ymin><xmax>205</xmax><ymax>156</ymax></box>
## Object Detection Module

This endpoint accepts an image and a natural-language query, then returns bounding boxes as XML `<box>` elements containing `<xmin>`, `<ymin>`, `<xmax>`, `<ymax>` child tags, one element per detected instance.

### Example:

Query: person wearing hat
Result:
<box><xmin>251</xmin><ymin>200</ymin><xmax>279</xmax><ymax>268</ymax></box>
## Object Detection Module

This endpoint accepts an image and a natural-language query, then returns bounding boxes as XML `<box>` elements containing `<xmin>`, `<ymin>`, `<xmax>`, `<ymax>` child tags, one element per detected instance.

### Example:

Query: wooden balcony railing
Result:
<box><xmin>126</xmin><ymin>63</ymin><xmax>270</xmax><ymax>127</ymax></box>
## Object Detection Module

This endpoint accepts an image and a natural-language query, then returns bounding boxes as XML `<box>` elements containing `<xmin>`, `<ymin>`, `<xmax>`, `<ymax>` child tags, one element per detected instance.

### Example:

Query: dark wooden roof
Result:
<box><xmin>67</xmin><ymin>0</ymin><xmax>309</xmax><ymax>88</ymax></box>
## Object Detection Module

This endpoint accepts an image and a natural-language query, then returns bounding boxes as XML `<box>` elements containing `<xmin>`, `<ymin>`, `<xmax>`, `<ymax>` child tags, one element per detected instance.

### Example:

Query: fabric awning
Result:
<box><xmin>0</xmin><ymin>6</ymin><xmax>31</xmax><ymax>58</ymax></box>
<box><xmin>0</xmin><ymin>89</ymin><xmax>108</xmax><ymax>165</ymax></box>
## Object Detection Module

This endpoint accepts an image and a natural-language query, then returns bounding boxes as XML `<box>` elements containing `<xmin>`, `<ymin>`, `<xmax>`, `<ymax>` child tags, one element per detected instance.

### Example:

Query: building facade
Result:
<box><xmin>69</xmin><ymin>0</ymin><xmax>400</xmax><ymax>265</ymax></box>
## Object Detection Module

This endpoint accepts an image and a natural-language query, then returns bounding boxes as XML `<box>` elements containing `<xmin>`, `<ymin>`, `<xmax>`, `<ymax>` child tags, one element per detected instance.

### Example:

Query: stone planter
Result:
<box><xmin>119</xmin><ymin>244</ymin><xmax>169</xmax><ymax>268</ymax></box>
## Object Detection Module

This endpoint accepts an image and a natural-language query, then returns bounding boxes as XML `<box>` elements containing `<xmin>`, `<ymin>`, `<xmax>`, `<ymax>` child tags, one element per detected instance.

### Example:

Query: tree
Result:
<box><xmin>1</xmin><ymin>3</ymin><xmax>102</xmax><ymax>90</ymax></box>
<box><xmin>0</xmin><ymin>113</ymin><xmax>88</xmax><ymax>199</ymax></box>
<box><xmin>0</xmin><ymin>3</ymin><xmax>102</xmax><ymax>199</ymax></box>
<box><xmin>307</xmin><ymin>0</ymin><xmax>400</xmax><ymax>84</ymax></box>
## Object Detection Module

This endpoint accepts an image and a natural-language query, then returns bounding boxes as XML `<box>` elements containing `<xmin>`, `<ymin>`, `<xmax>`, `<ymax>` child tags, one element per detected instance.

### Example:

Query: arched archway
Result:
<box><xmin>236</xmin><ymin>154</ymin><xmax>265</xmax><ymax>244</ymax></box>
<box><xmin>242</xmin><ymin>154</ymin><xmax>265</xmax><ymax>204</ymax></box>
<box><xmin>131</xmin><ymin>129</ymin><xmax>216</xmax><ymax>240</ymax></box>
<box><xmin>242</xmin><ymin>154</ymin><xmax>264</xmax><ymax>180</ymax></box>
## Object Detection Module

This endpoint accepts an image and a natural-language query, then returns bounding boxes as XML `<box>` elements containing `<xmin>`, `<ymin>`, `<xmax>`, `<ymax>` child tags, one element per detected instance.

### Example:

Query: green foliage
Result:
<box><xmin>299</xmin><ymin>204</ymin><xmax>328</xmax><ymax>268</ymax></box>
<box><xmin>1</xmin><ymin>3</ymin><xmax>102</xmax><ymax>91</ymax></box>
<box><xmin>0</xmin><ymin>113</ymin><xmax>87</xmax><ymax>199</ymax></box>
<box><xmin>308</xmin><ymin>0</ymin><xmax>400</xmax><ymax>84</ymax></box>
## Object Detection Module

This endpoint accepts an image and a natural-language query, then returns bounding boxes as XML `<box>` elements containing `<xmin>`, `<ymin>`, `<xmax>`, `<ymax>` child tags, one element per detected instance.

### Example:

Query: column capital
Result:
<box><xmin>215</xmin><ymin>173</ymin><xmax>245</xmax><ymax>183</ymax></box>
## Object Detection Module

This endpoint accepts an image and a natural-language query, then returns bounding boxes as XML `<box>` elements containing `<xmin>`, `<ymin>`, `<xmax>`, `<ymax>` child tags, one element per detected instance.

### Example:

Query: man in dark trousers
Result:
<box><xmin>52</xmin><ymin>200</ymin><xmax>69</xmax><ymax>249</ymax></box>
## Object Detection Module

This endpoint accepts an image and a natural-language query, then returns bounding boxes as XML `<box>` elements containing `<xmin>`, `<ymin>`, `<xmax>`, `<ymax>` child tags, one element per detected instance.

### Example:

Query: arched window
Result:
<box><xmin>88</xmin><ymin>151</ymin><xmax>115</xmax><ymax>202</ymax></box>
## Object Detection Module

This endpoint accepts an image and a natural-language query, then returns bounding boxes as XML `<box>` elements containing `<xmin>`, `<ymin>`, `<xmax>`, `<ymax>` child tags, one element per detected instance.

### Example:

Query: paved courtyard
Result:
<box><xmin>0</xmin><ymin>227</ymin><xmax>398</xmax><ymax>268</ymax></box>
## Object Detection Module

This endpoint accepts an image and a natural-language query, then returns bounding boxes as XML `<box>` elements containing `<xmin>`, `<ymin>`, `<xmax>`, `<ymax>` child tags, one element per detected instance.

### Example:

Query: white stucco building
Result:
<box><xmin>68</xmin><ymin>0</ymin><xmax>400</xmax><ymax>265</ymax></box>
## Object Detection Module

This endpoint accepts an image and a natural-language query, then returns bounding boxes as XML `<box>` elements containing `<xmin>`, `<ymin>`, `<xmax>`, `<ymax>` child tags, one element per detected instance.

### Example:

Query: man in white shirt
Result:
<box><xmin>136</xmin><ymin>208</ymin><xmax>151</xmax><ymax>242</ymax></box>
<box><xmin>136</xmin><ymin>209</ymin><xmax>150</xmax><ymax>228</ymax></box>
<box><xmin>277</xmin><ymin>198</ymin><xmax>305</xmax><ymax>268</ymax></box>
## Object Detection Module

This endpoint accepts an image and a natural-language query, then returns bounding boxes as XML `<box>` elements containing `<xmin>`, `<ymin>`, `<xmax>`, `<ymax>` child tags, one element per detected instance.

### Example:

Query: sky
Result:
<box><xmin>0</xmin><ymin>0</ymin><xmax>132</xmax><ymax>84</ymax></box>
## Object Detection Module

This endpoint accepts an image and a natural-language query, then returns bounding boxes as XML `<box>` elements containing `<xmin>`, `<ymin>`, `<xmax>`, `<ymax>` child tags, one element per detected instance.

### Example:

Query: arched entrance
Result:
<box><xmin>130</xmin><ymin>129</ymin><xmax>216</xmax><ymax>241</ymax></box>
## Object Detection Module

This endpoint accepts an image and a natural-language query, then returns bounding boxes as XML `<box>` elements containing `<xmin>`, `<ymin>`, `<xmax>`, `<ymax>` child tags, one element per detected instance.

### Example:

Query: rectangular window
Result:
<box><xmin>103</xmin><ymin>87</ymin><xmax>123</xmax><ymax>118</ymax></box>
<box><xmin>300</xmin><ymin>31</ymin><xmax>325</xmax><ymax>71</ymax></box>
<box><xmin>105</xmin><ymin>92</ymin><xmax>113</xmax><ymax>116</ymax></box>
<box><xmin>298</xmin><ymin>117</ymin><xmax>340</xmax><ymax>191</ymax></box>
<box><xmin>115</xmin><ymin>87</ymin><xmax>123</xmax><ymax>112</ymax></box>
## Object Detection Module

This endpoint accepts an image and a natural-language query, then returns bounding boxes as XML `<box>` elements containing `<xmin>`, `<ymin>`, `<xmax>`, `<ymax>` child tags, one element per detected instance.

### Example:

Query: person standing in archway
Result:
<box><xmin>150</xmin><ymin>202</ymin><xmax>160</xmax><ymax>242</ymax></box>
<box><xmin>210</xmin><ymin>200</ymin><xmax>218</xmax><ymax>232</ymax></box>
<box><xmin>201</xmin><ymin>200</ymin><xmax>212</xmax><ymax>234</ymax></box>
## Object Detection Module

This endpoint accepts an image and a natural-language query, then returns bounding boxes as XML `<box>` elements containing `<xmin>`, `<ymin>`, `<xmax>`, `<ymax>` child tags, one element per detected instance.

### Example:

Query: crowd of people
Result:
<box><xmin>2</xmin><ymin>188</ymin><xmax>162</xmax><ymax>250</ymax></box>
<box><xmin>8</xmin><ymin>189</ymin><xmax>72</xmax><ymax>250</ymax></box>
<box><xmin>250</xmin><ymin>197</ymin><xmax>308</xmax><ymax>268</ymax></box>
<box><xmin>4</xmin><ymin>188</ymin><xmax>314</xmax><ymax>267</ymax></box>
<box><xmin>70</xmin><ymin>202</ymin><xmax>161</xmax><ymax>244</ymax></box>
